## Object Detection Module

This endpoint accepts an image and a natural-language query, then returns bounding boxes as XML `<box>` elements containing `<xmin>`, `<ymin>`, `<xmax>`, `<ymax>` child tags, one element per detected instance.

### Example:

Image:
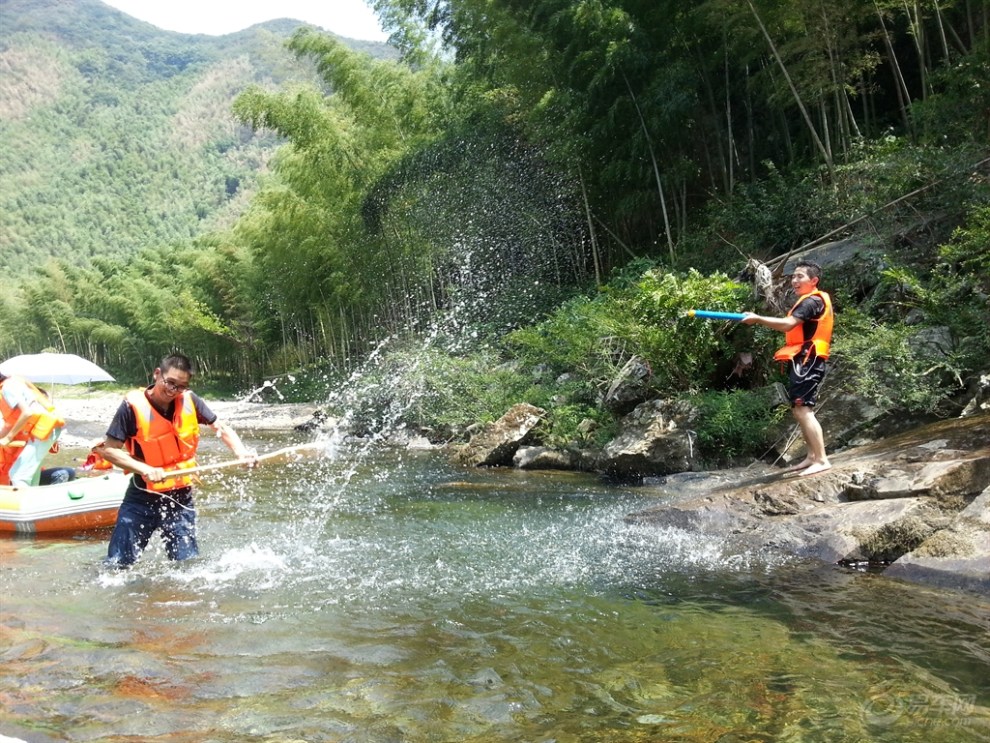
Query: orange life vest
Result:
<box><xmin>0</xmin><ymin>449</ymin><xmax>14</xmax><ymax>486</ymax></box>
<box><xmin>125</xmin><ymin>388</ymin><xmax>200</xmax><ymax>492</ymax></box>
<box><xmin>0</xmin><ymin>376</ymin><xmax>65</xmax><ymax>485</ymax></box>
<box><xmin>0</xmin><ymin>376</ymin><xmax>65</xmax><ymax>442</ymax></box>
<box><xmin>82</xmin><ymin>451</ymin><xmax>114</xmax><ymax>471</ymax></box>
<box><xmin>773</xmin><ymin>289</ymin><xmax>833</xmax><ymax>362</ymax></box>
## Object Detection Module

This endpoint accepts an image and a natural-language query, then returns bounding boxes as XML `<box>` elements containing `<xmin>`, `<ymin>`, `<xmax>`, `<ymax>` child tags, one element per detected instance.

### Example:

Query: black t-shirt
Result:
<box><xmin>791</xmin><ymin>294</ymin><xmax>826</xmax><ymax>344</ymax></box>
<box><xmin>106</xmin><ymin>387</ymin><xmax>217</xmax><ymax>462</ymax></box>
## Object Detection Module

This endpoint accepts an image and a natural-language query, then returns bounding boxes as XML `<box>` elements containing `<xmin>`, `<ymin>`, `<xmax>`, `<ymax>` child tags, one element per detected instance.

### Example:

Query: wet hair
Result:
<box><xmin>794</xmin><ymin>261</ymin><xmax>823</xmax><ymax>282</ymax></box>
<box><xmin>160</xmin><ymin>353</ymin><xmax>195</xmax><ymax>377</ymax></box>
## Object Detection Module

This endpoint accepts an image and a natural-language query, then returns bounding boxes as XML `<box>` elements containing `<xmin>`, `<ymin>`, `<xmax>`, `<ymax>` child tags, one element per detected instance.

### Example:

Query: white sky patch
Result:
<box><xmin>100</xmin><ymin>0</ymin><xmax>388</xmax><ymax>41</ymax></box>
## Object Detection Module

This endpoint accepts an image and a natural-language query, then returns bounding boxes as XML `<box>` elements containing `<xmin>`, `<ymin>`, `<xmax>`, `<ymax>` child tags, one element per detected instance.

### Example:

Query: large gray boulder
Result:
<box><xmin>598</xmin><ymin>398</ymin><xmax>699</xmax><ymax>479</ymax></box>
<box><xmin>885</xmin><ymin>487</ymin><xmax>990</xmax><ymax>592</ymax></box>
<box><xmin>602</xmin><ymin>355</ymin><xmax>653</xmax><ymax>415</ymax></box>
<box><xmin>452</xmin><ymin>403</ymin><xmax>547</xmax><ymax>467</ymax></box>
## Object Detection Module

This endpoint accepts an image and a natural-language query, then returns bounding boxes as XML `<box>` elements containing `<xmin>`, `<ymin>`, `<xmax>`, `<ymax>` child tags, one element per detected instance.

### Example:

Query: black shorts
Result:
<box><xmin>787</xmin><ymin>356</ymin><xmax>827</xmax><ymax>407</ymax></box>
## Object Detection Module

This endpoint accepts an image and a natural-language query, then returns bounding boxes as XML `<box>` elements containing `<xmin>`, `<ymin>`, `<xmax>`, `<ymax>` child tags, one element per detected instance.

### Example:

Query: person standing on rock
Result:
<box><xmin>742</xmin><ymin>261</ymin><xmax>833</xmax><ymax>477</ymax></box>
<box><xmin>95</xmin><ymin>353</ymin><xmax>255</xmax><ymax>567</ymax></box>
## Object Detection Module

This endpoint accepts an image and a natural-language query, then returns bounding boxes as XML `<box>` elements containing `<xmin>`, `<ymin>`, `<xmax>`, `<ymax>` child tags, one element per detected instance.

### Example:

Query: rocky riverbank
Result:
<box><xmin>625</xmin><ymin>412</ymin><xmax>990</xmax><ymax>593</ymax></box>
<box><xmin>444</xmin><ymin>402</ymin><xmax>990</xmax><ymax>594</ymax></box>
<box><xmin>54</xmin><ymin>392</ymin><xmax>320</xmax><ymax>446</ymax></box>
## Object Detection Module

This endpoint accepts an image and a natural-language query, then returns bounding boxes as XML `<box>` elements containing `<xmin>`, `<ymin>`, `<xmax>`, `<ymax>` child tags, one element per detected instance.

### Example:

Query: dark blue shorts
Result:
<box><xmin>106</xmin><ymin>479</ymin><xmax>198</xmax><ymax>567</ymax></box>
<box><xmin>788</xmin><ymin>357</ymin><xmax>827</xmax><ymax>407</ymax></box>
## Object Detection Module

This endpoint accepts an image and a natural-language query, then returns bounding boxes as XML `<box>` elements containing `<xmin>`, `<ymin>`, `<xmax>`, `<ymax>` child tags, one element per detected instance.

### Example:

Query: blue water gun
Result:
<box><xmin>687</xmin><ymin>309</ymin><xmax>747</xmax><ymax>321</ymax></box>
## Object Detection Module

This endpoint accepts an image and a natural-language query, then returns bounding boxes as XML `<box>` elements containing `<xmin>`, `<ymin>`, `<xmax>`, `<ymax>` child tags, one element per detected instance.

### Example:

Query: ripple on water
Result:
<box><xmin>2</xmin><ymin>451</ymin><xmax>988</xmax><ymax>742</ymax></box>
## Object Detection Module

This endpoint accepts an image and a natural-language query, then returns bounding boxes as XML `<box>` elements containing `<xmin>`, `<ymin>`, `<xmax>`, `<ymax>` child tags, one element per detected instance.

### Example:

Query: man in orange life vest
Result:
<box><xmin>0</xmin><ymin>371</ymin><xmax>65</xmax><ymax>487</ymax></box>
<box><xmin>742</xmin><ymin>261</ymin><xmax>834</xmax><ymax>477</ymax></box>
<box><xmin>96</xmin><ymin>353</ymin><xmax>255</xmax><ymax>567</ymax></box>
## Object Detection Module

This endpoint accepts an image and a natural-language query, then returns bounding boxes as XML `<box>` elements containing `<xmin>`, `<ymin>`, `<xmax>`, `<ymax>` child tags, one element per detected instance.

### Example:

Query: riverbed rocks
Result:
<box><xmin>597</xmin><ymin>398</ymin><xmax>700</xmax><ymax>479</ymax></box>
<box><xmin>624</xmin><ymin>412</ymin><xmax>990</xmax><ymax>592</ymax></box>
<box><xmin>884</xmin><ymin>487</ymin><xmax>990</xmax><ymax>592</ymax></box>
<box><xmin>440</xmin><ymin>392</ymin><xmax>990</xmax><ymax>590</ymax></box>
<box><xmin>452</xmin><ymin>403</ymin><xmax>547</xmax><ymax>467</ymax></box>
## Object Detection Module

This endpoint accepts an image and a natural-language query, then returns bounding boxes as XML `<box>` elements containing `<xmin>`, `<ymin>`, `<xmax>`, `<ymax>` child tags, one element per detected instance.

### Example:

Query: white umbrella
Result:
<box><xmin>0</xmin><ymin>353</ymin><xmax>115</xmax><ymax>385</ymax></box>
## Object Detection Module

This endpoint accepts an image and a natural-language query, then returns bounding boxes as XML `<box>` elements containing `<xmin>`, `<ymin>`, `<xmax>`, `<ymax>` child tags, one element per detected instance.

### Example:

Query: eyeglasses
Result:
<box><xmin>159</xmin><ymin>377</ymin><xmax>190</xmax><ymax>394</ymax></box>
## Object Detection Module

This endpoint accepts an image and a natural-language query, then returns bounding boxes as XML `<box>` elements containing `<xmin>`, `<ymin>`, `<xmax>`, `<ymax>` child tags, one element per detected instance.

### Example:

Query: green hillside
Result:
<box><xmin>0</xmin><ymin>0</ymin><xmax>392</xmax><ymax>275</ymax></box>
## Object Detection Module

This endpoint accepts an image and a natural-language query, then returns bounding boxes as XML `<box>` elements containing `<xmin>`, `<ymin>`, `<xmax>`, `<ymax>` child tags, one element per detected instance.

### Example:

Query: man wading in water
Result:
<box><xmin>743</xmin><ymin>261</ymin><xmax>834</xmax><ymax>477</ymax></box>
<box><xmin>96</xmin><ymin>353</ymin><xmax>255</xmax><ymax>567</ymax></box>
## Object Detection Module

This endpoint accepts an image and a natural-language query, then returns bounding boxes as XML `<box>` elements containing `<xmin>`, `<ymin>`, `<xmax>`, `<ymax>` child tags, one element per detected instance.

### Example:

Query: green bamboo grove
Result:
<box><xmin>1</xmin><ymin>0</ymin><xmax>986</xmax><ymax>391</ymax></box>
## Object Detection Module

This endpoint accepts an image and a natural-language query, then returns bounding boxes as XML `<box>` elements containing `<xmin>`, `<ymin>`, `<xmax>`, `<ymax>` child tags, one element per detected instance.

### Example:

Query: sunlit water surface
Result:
<box><xmin>2</xmin><ymin>442</ymin><xmax>988</xmax><ymax>742</ymax></box>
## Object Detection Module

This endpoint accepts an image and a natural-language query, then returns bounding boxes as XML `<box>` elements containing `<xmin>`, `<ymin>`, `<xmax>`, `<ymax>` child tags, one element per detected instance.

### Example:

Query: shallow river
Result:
<box><xmin>2</xmin><ymin>438</ymin><xmax>988</xmax><ymax>742</ymax></box>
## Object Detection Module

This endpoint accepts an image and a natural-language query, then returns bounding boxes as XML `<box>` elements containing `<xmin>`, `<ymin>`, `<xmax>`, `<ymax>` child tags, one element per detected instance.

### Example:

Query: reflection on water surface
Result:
<box><xmin>2</xmin><ymin>446</ymin><xmax>988</xmax><ymax>742</ymax></box>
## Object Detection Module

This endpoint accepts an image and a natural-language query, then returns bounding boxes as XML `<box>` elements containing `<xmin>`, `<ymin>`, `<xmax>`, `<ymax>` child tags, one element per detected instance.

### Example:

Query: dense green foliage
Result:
<box><xmin>377</xmin><ymin>0</ymin><xmax>989</xmax><ymax>260</ymax></box>
<box><xmin>1</xmin><ymin>0</ymin><xmax>988</xmax><ymax>459</ymax></box>
<box><xmin>693</xmin><ymin>389</ymin><xmax>788</xmax><ymax>463</ymax></box>
<box><xmin>506</xmin><ymin>268</ymin><xmax>750</xmax><ymax>392</ymax></box>
<box><xmin>0</xmin><ymin>0</ymin><xmax>392</xmax><ymax>274</ymax></box>
<box><xmin>832</xmin><ymin>202</ymin><xmax>990</xmax><ymax>416</ymax></box>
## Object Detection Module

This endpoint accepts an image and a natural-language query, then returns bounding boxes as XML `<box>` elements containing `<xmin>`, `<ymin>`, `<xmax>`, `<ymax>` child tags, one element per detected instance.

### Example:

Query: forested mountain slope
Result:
<box><xmin>0</xmin><ymin>0</ymin><xmax>392</xmax><ymax>276</ymax></box>
<box><xmin>0</xmin><ymin>0</ymin><xmax>985</xmax><ymax>410</ymax></box>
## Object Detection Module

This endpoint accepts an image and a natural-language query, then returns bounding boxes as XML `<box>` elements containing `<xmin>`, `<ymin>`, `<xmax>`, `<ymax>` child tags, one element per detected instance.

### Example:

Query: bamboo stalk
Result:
<box><xmin>746</xmin><ymin>0</ymin><xmax>833</xmax><ymax>175</ymax></box>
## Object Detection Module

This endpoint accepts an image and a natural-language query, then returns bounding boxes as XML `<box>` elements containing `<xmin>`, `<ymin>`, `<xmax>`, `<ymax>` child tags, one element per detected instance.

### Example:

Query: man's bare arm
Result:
<box><xmin>741</xmin><ymin>312</ymin><xmax>802</xmax><ymax>332</ymax></box>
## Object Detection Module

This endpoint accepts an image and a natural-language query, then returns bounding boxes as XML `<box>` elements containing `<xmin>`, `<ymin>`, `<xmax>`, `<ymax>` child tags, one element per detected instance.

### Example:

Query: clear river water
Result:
<box><xmin>1</xmin><ymin>435</ymin><xmax>988</xmax><ymax>742</ymax></box>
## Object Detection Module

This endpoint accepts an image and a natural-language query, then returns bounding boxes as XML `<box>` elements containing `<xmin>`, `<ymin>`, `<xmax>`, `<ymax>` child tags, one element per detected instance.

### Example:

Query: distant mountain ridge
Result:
<box><xmin>0</xmin><ymin>0</ymin><xmax>392</xmax><ymax>276</ymax></box>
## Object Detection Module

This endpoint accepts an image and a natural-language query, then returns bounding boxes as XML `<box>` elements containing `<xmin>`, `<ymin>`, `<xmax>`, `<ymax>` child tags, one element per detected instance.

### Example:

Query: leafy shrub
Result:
<box><xmin>830</xmin><ymin>310</ymin><xmax>964</xmax><ymax>415</ymax></box>
<box><xmin>507</xmin><ymin>266</ymin><xmax>750</xmax><ymax>397</ymax></box>
<box><xmin>935</xmin><ymin>205</ymin><xmax>990</xmax><ymax>292</ymax></box>
<box><xmin>503</xmin><ymin>293</ymin><xmax>611</xmax><ymax>379</ymax></box>
<box><xmin>331</xmin><ymin>348</ymin><xmax>530</xmax><ymax>436</ymax></box>
<box><xmin>691</xmin><ymin>389</ymin><xmax>787</xmax><ymax>465</ymax></box>
<box><xmin>324</xmin><ymin>342</ymin><xmax>597</xmax><ymax>439</ymax></box>
<box><xmin>912</xmin><ymin>39</ymin><xmax>990</xmax><ymax>144</ymax></box>
<box><xmin>543</xmin><ymin>403</ymin><xmax>616</xmax><ymax>449</ymax></box>
<box><xmin>616</xmin><ymin>268</ymin><xmax>751</xmax><ymax>392</ymax></box>
<box><xmin>852</xmin><ymin>203</ymin><xmax>990</xmax><ymax>400</ymax></box>
<box><xmin>926</xmin><ymin>206</ymin><xmax>990</xmax><ymax>373</ymax></box>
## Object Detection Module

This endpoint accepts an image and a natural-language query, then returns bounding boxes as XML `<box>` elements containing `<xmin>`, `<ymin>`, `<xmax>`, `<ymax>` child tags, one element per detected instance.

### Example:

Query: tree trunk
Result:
<box><xmin>905</xmin><ymin>0</ymin><xmax>929</xmax><ymax>100</ymax></box>
<box><xmin>577</xmin><ymin>167</ymin><xmax>602</xmax><ymax>286</ymax></box>
<box><xmin>622</xmin><ymin>73</ymin><xmax>676</xmax><ymax>262</ymax></box>
<box><xmin>746</xmin><ymin>0</ymin><xmax>834</xmax><ymax>177</ymax></box>
<box><xmin>694</xmin><ymin>40</ymin><xmax>729</xmax><ymax>194</ymax></box>
<box><xmin>875</xmin><ymin>2</ymin><xmax>913</xmax><ymax>134</ymax></box>
<box><xmin>932</xmin><ymin>0</ymin><xmax>951</xmax><ymax>61</ymax></box>
<box><xmin>725</xmin><ymin>42</ymin><xmax>737</xmax><ymax>193</ymax></box>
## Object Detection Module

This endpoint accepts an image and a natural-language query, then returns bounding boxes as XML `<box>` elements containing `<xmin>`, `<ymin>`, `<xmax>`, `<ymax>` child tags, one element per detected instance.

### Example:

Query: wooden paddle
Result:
<box><xmin>177</xmin><ymin>441</ymin><xmax>327</xmax><ymax>477</ymax></box>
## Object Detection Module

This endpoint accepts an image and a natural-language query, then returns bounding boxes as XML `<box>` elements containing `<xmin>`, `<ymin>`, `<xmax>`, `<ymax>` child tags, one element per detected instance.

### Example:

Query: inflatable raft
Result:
<box><xmin>0</xmin><ymin>472</ymin><xmax>129</xmax><ymax>534</ymax></box>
